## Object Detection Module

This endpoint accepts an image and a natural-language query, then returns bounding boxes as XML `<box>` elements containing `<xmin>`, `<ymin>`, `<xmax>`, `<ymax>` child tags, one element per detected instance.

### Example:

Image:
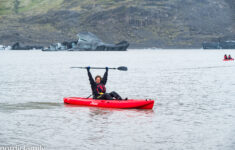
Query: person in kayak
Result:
<box><xmin>224</xmin><ymin>54</ymin><xmax>228</xmax><ymax>60</ymax></box>
<box><xmin>86</xmin><ymin>66</ymin><xmax>123</xmax><ymax>100</ymax></box>
<box><xmin>228</xmin><ymin>54</ymin><xmax>232</xmax><ymax>59</ymax></box>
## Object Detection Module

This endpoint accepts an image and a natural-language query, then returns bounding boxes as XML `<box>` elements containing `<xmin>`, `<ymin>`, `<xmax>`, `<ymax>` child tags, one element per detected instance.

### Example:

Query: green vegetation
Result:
<box><xmin>13</xmin><ymin>0</ymin><xmax>20</xmax><ymax>14</ymax></box>
<box><xmin>0</xmin><ymin>0</ymin><xmax>234</xmax><ymax>48</ymax></box>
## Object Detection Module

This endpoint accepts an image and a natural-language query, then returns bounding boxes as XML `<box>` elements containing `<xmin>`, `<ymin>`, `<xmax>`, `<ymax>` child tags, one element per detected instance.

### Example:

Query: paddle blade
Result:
<box><xmin>117</xmin><ymin>66</ymin><xmax>128</xmax><ymax>71</ymax></box>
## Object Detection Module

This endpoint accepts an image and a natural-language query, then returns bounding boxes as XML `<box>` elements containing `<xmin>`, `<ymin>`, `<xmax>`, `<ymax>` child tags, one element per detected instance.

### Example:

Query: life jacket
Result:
<box><xmin>96</xmin><ymin>84</ymin><xmax>106</xmax><ymax>96</ymax></box>
<box><xmin>224</xmin><ymin>55</ymin><xmax>227</xmax><ymax>59</ymax></box>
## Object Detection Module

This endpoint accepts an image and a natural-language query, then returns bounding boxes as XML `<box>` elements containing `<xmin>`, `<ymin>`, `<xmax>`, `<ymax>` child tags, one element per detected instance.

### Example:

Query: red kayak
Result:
<box><xmin>223</xmin><ymin>58</ymin><xmax>234</xmax><ymax>61</ymax></box>
<box><xmin>64</xmin><ymin>97</ymin><xmax>154</xmax><ymax>109</ymax></box>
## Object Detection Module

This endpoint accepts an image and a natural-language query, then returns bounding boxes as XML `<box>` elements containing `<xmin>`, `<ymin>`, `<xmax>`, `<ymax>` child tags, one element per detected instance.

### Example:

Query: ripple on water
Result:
<box><xmin>0</xmin><ymin>50</ymin><xmax>235</xmax><ymax>149</ymax></box>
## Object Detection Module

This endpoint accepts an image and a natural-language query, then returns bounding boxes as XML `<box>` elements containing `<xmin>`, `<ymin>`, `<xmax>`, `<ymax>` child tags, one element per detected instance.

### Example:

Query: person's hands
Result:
<box><xmin>86</xmin><ymin>66</ymin><xmax>90</xmax><ymax>71</ymax></box>
<box><xmin>105</xmin><ymin>67</ymin><xmax>109</xmax><ymax>71</ymax></box>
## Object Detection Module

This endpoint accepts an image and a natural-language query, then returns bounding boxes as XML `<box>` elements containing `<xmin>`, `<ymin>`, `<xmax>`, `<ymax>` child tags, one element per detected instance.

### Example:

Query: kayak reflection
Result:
<box><xmin>64</xmin><ymin>103</ymin><xmax>154</xmax><ymax>117</ymax></box>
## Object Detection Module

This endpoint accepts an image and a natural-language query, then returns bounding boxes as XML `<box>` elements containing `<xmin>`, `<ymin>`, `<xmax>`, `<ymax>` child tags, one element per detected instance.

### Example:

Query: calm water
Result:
<box><xmin>0</xmin><ymin>50</ymin><xmax>235</xmax><ymax>150</ymax></box>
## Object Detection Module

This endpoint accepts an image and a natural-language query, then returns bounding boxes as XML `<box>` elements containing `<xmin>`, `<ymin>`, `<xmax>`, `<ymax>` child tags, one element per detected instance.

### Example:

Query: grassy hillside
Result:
<box><xmin>0</xmin><ymin>0</ymin><xmax>234</xmax><ymax>48</ymax></box>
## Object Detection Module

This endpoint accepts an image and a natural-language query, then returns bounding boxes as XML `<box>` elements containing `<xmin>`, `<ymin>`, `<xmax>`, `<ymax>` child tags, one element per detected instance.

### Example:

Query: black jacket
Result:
<box><xmin>87</xmin><ymin>69</ymin><xmax>108</xmax><ymax>98</ymax></box>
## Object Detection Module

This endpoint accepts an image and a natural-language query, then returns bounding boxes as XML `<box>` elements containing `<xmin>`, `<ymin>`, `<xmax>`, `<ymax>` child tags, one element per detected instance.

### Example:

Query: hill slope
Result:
<box><xmin>0</xmin><ymin>0</ymin><xmax>234</xmax><ymax>48</ymax></box>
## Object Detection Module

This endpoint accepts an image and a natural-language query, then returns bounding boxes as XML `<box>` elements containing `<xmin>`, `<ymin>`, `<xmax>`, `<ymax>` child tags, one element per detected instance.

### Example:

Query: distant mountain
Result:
<box><xmin>0</xmin><ymin>0</ymin><xmax>234</xmax><ymax>48</ymax></box>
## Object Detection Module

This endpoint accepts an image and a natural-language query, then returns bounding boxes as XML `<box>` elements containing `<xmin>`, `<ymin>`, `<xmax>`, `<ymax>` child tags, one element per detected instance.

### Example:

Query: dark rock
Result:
<box><xmin>220</xmin><ymin>41</ymin><xmax>235</xmax><ymax>49</ymax></box>
<box><xmin>62</xmin><ymin>41</ymin><xmax>78</xmax><ymax>49</ymax></box>
<box><xmin>202</xmin><ymin>40</ymin><xmax>235</xmax><ymax>49</ymax></box>
<box><xmin>202</xmin><ymin>42</ymin><xmax>219</xmax><ymax>49</ymax></box>
<box><xmin>11</xmin><ymin>42</ymin><xmax>43</xmax><ymax>50</ymax></box>
<box><xmin>95</xmin><ymin>41</ymin><xmax>129</xmax><ymax>51</ymax></box>
<box><xmin>43</xmin><ymin>32</ymin><xmax>129</xmax><ymax>51</ymax></box>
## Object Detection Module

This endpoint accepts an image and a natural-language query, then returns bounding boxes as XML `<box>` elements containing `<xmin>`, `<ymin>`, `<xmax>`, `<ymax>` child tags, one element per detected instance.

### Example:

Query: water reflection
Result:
<box><xmin>0</xmin><ymin>102</ymin><xmax>63</xmax><ymax>113</ymax></box>
<box><xmin>64</xmin><ymin>103</ymin><xmax>154</xmax><ymax>119</ymax></box>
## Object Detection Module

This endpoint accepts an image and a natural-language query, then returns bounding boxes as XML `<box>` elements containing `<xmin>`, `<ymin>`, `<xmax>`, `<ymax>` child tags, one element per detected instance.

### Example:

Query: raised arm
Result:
<box><xmin>87</xmin><ymin>67</ymin><xmax>95</xmax><ymax>86</ymax></box>
<box><xmin>101</xmin><ymin>67</ymin><xmax>108</xmax><ymax>85</ymax></box>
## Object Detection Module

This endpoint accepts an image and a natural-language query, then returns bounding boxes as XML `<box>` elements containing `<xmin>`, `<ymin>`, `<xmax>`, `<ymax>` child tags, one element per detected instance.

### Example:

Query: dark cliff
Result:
<box><xmin>0</xmin><ymin>0</ymin><xmax>234</xmax><ymax>48</ymax></box>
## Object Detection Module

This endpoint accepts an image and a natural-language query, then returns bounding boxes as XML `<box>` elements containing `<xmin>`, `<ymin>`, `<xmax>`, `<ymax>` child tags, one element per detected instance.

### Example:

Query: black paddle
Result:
<box><xmin>70</xmin><ymin>66</ymin><xmax>128</xmax><ymax>71</ymax></box>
